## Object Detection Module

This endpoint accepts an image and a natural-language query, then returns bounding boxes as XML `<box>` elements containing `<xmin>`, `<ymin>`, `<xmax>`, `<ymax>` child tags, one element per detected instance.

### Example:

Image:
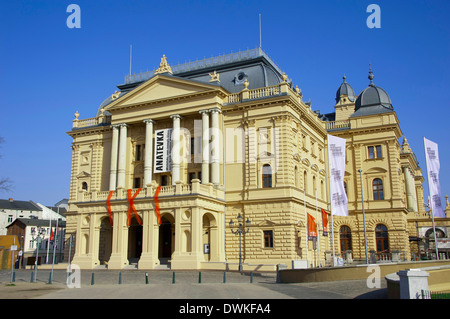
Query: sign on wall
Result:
<box><xmin>154</xmin><ymin>129</ymin><xmax>172</xmax><ymax>173</ymax></box>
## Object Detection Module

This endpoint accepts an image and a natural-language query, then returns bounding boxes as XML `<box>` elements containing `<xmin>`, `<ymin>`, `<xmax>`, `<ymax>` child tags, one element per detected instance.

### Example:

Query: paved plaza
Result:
<box><xmin>0</xmin><ymin>269</ymin><xmax>387</xmax><ymax>300</ymax></box>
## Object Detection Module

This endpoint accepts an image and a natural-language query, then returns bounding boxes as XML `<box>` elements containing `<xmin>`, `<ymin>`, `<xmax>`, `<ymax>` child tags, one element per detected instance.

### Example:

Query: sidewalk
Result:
<box><xmin>0</xmin><ymin>269</ymin><xmax>388</xmax><ymax>299</ymax></box>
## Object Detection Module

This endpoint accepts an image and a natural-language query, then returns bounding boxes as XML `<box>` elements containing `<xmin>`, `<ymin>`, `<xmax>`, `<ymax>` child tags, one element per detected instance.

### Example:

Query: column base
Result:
<box><xmin>72</xmin><ymin>254</ymin><xmax>100</xmax><ymax>270</ymax></box>
<box><xmin>138</xmin><ymin>252</ymin><xmax>160</xmax><ymax>269</ymax></box>
<box><xmin>107</xmin><ymin>253</ymin><xmax>129</xmax><ymax>269</ymax></box>
<box><xmin>170</xmin><ymin>252</ymin><xmax>204</xmax><ymax>270</ymax></box>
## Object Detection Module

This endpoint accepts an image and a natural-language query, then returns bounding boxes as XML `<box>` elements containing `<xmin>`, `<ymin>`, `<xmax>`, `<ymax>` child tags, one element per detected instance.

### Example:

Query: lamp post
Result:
<box><xmin>358</xmin><ymin>169</ymin><xmax>369</xmax><ymax>264</ymax></box>
<box><xmin>31</xmin><ymin>226</ymin><xmax>46</xmax><ymax>282</ymax></box>
<box><xmin>229</xmin><ymin>213</ymin><xmax>250</xmax><ymax>272</ymax></box>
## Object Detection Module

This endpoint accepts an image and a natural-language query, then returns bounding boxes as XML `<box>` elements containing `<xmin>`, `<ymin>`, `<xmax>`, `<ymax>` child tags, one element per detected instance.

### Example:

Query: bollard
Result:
<box><xmin>223</xmin><ymin>271</ymin><xmax>226</xmax><ymax>284</ymax></box>
<box><xmin>30</xmin><ymin>272</ymin><xmax>34</xmax><ymax>283</ymax></box>
<box><xmin>198</xmin><ymin>272</ymin><xmax>202</xmax><ymax>284</ymax></box>
<box><xmin>145</xmin><ymin>272</ymin><xmax>149</xmax><ymax>284</ymax></box>
<box><xmin>250</xmin><ymin>272</ymin><xmax>253</xmax><ymax>284</ymax></box>
<box><xmin>172</xmin><ymin>271</ymin><xmax>175</xmax><ymax>284</ymax></box>
<box><xmin>91</xmin><ymin>272</ymin><xmax>95</xmax><ymax>285</ymax></box>
<box><xmin>11</xmin><ymin>272</ymin><xmax>15</xmax><ymax>283</ymax></box>
<box><xmin>118</xmin><ymin>272</ymin><xmax>122</xmax><ymax>284</ymax></box>
<box><xmin>48</xmin><ymin>272</ymin><xmax>52</xmax><ymax>284</ymax></box>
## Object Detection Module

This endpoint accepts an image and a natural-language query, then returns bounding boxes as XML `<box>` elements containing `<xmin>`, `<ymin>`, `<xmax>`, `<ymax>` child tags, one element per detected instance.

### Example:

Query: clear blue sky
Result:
<box><xmin>0</xmin><ymin>0</ymin><xmax>449</xmax><ymax>207</ymax></box>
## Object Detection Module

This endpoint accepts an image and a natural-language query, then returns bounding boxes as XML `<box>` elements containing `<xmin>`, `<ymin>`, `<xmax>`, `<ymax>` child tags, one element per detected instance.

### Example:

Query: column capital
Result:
<box><xmin>118</xmin><ymin>123</ymin><xmax>128</xmax><ymax>128</ymax></box>
<box><xmin>170</xmin><ymin>114</ymin><xmax>182</xmax><ymax>120</ymax></box>
<box><xmin>143</xmin><ymin>119</ymin><xmax>155</xmax><ymax>124</ymax></box>
<box><xmin>199</xmin><ymin>109</ymin><xmax>210</xmax><ymax>115</ymax></box>
<box><xmin>209</xmin><ymin>107</ymin><xmax>221</xmax><ymax>114</ymax></box>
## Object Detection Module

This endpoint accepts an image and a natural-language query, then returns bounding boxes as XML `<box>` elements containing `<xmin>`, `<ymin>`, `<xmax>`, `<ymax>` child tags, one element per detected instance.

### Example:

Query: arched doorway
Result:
<box><xmin>339</xmin><ymin>225</ymin><xmax>352</xmax><ymax>253</ymax></box>
<box><xmin>128</xmin><ymin>216</ymin><xmax>143</xmax><ymax>263</ymax></box>
<box><xmin>203</xmin><ymin>213</ymin><xmax>217</xmax><ymax>262</ymax></box>
<box><xmin>98</xmin><ymin>217</ymin><xmax>112</xmax><ymax>265</ymax></box>
<box><xmin>159</xmin><ymin>214</ymin><xmax>175</xmax><ymax>262</ymax></box>
<box><xmin>375</xmin><ymin>224</ymin><xmax>389</xmax><ymax>253</ymax></box>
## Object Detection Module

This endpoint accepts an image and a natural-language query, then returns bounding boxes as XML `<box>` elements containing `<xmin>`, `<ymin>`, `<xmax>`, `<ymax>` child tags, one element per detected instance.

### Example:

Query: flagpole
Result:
<box><xmin>424</xmin><ymin>137</ymin><xmax>440</xmax><ymax>260</ymax></box>
<box><xmin>51</xmin><ymin>218</ymin><xmax>58</xmax><ymax>283</ymax></box>
<box><xmin>324</xmin><ymin>137</ymin><xmax>335</xmax><ymax>266</ymax></box>
<box><xmin>304</xmin><ymin>189</ymin><xmax>309</xmax><ymax>268</ymax></box>
<box><xmin>46</xmin><ymin>216</ymin><xmax>51</xmax><ymax>264</ymax></box>
<box><xmin>358</xmin><ymin>169</ymin><xmax>369</xmax><ymax>264</ymax></box>
<box><xmin>315</xmin><ymin>188</ymin><xmax>321</xmax><ymax>267</ymax></box>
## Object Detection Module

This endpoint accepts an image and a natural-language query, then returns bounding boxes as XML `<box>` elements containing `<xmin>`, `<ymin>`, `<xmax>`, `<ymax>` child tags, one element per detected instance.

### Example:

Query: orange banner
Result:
<box><xmin>321</xmin><ymin>208</ymin><xmax>329</xmax><ymax>236</ymax></box>
<box><xmin>107</xmin><ymin>190</ymin><xmax>114</xmax><ymax>226</ymax></box>
<box><xmin>127</xmin><ymin>188</ymin><xmax>142</xmax><ymax>226</ymax></box>
<box><xmin>154</xmin><ymin>186</ymin><xmax>162</xmax><ymax>225</ymax></box>
<box><xmin>307</xmin><ymin>213</ymin><xmax>317</xmax><ymax>239</ymax></box>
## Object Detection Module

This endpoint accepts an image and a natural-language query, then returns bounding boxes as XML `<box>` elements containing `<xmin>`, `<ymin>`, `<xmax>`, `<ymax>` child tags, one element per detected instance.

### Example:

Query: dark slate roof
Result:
<box><xmin>0</xmin><ymin>199</ymin><xmax>42</xmax><ymax>211</ymax></box>
<box><xmin>335</xmin><ymin>76</ymin><xmax>355</xmax><ymax>103</ymax></box>
<box><xmin>96</xmin><ymin>48</ymin><xmax>285</xmax><ymax>116</ymax></box>
<box><xmin>7</xmin><ymin>218</ymin><xmax>66</xmax><ymax>228</ymax></box>
<box><xmin>351</xmin><ymin>70</ymin><xmax>394</xmax><ymax>117</ymax></box>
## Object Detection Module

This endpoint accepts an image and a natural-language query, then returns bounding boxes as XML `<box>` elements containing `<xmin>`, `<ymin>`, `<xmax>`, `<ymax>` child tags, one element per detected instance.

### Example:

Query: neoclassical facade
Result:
<box><xmin>66</xmin><ymin>48</ymin><xmax>449</xmax><ymax>270</ymax></box>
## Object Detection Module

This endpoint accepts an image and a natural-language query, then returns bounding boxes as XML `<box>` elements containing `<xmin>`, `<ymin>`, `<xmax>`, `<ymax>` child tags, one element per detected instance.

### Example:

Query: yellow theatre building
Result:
<box><xmin>66</xmin><ymin>48</ymin><xmax>450</xmax><ymax>270</ymax></box>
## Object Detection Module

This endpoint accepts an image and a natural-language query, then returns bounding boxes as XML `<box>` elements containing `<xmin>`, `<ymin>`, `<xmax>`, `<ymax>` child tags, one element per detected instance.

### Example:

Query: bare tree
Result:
<box><xmin>0</xmin><ymin>136</ymin><xmax>12</xmax><ymax>192</ymax></box>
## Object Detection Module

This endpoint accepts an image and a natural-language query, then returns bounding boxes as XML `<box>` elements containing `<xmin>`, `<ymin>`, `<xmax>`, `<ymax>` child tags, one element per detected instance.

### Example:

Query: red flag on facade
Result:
<box><xmin>154</xmin><ymin>186</ymin><xmax>162</xmax><ymax>225</ymax></box>
<box><xmin>50</xmin><ymin>227</ymin><xmax>54</xmax><ymax>241</ymax></box>
<box><xmin>307</xmin><ymin>213</ymin><xmax>317</xmax><ymax>240</ymax></box>
<box><xmin>127</xmin><ymin>188</ymin><xmax>142</xmax><ymax>226</ymax></box>
<box><xmin>321</xmin><ymin>208</ymin><xmax>329</xmax><ymax>236</ymax></box>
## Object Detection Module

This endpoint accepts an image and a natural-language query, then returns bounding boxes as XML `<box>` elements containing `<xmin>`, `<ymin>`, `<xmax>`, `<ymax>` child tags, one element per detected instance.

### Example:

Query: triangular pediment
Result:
<box><xmin>77</xmin><ymin>171</ymin><xmax>91</xmax><ymax>178</ymax></box>
<box><xmin>105</xmin><ymin>75</ymin><xmax>227</xmax><ymax>112</ymax></box>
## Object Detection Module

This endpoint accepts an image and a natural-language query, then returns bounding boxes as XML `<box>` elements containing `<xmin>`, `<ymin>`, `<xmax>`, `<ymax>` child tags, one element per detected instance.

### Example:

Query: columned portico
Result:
<box><xmin>117</xmin><ymin>123</ymin><xmax>128</xmax><ymax>189</ymax></box>
<box><xmin>143</xmin><ymin>119</ymin><xmax>154</xmax><ymax>187</ymax></box>
<box><xmin>200</xmin><ymin>110</ymin><xmax>210</xmax><ymax>184</ymax></box>
<box><xmin>210</xmin><ymin>108</ymin><xmax>221</xmax><ymax>185</ymax></box>
<box><xmin>109</xmin><ymin>124</ymin><xmax>119</xmax><ymax>190</ymax></box>
<box><xmin>171</xmin><ymin>114</ymin><xmax>181</xmax><ymax>185</ymax></box>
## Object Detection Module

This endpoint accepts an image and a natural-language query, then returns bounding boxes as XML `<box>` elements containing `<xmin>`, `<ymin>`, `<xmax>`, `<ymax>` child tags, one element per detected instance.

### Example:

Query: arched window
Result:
<box><xmin>82</xmin><ymin>182</ymin><xmax>88</xmax><ymax>191</ymax></box>
<box><xmin>375</xmin><ymin>224</ymin><xmax>389</xmax><ymax>252</ymax></box>
<box><xmin>372</xmin><ymin>178</ymin><xmax>384</xmax><ymax>200</ymax></box>
<box><xmin>340</xmin><ymin>226</ymin><xmax>352</xmax><ymax>252</ymax></box>
<box><xmin>262</xmin><ymin>164</ymin><xmax>272</xmax><ymax>188</ymax></box>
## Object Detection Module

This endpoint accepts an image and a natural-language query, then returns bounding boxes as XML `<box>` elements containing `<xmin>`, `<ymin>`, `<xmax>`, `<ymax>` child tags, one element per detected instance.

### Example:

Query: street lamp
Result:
<box><xmin>31</xmin><ymin>226</ymin><xmax>46</xmax><ymax>282</ymax></box>
<box><xmin>229</xmin><ymin>213</ymin><xmax>250</xmax><ymax>272</ymax></box>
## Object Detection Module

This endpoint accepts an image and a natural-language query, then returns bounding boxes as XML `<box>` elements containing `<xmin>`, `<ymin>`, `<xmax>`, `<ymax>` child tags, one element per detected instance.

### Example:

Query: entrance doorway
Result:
<box><xmin>98</xmin><ymin>217</ymin><xmax>112</xmax><ymax>265</ymax></box>
<box><xmin>159</xmin><ymin>215</ymin><xmax>174</xmax><ymax>261</ymax></box>
<box><xmin>128</xmin><ymin>217</ymin><xmax>143</xmax><ymax>263</ymax></box>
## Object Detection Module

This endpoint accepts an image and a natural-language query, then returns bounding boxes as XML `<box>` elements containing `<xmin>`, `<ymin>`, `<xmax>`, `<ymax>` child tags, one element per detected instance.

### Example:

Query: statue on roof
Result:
<box><xmin>155</xmin><ymin>54</ymin><xmax>173</xmax><ymax>75</ymax></box>
<box><xmin>209</xmin><ymin>70</ymin><xmax>220</xmax><ymax>83</ymax></box>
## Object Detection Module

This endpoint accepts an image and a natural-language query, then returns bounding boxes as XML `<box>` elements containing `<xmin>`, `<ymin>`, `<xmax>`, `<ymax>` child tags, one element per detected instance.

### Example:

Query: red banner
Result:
<box><xmin>154</xmin><ymin>186</ymin><xmax>162</xmax><ymax>225</ymax></box>
<box><xmin>107</xmin><ymin>190</ymin><xmax>114</xmax><ymax>226</ymax></box>
<box><xmin>307</xmin><ymin>213</ymin><xmax>317</xmax><ymax>240</ymax></box>
<box><xmin>127</xmin><ymin>188</ymin><xmax>142</xmax><ymax>226</ymax></box>
<box><xmin>321</xmin><ymin>208</ymin><xmax>329</xmax><ymax>236</ymax></box>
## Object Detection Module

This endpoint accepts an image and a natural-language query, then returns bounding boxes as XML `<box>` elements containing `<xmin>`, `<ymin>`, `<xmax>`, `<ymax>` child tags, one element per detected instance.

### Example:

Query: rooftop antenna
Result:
<box><xmin>129</xmin><ymin>44</ymin><xmax>132</xmax><ymax>75</ymax></box>
<box><xmin>259</xmin><ymin>14</ymin><xmax>262</xmax><ymax>48</ymax></box>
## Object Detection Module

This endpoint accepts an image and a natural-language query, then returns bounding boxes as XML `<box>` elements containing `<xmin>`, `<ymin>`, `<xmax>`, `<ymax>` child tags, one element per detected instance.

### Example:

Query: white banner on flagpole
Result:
<box><xmin>327</xmin><ymin>134</ymin><xmax>348</xmax><ymax>216</ymax></box>
<box><xmin>154</xmin><ymin>128</ymin><xmax>172</xmax><ymax>173</ymax></box>
<box><xmin>424</xmin><ymin>137</ymin><xmax>446</xmax><ymax>218</ymax></box>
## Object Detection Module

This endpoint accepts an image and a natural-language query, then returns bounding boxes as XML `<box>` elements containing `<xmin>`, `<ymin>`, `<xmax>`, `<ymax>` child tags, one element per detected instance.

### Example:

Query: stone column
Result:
<box><xmin>200</xmin><ymin>110</ymin><xmax>210</xmax><ymax>184</ymax></box>
<box><xmin>117</xmin><ymin>123</ymin><xmax>128</xmax><ymax>189</ymax></box>
<box><xmin>171</xmin><ymin>115</ymin><xmax>181</xmax><ymax>185</ymax></box>
<box><xmin>109</xmin><ymin>125</ymin><xmax>119</xmax><ymax>190</ymax></box>
<box><xmin>143</xmin><ymin>119</ymin><xmax>154</xmax><ymax>187</ymax></box>
<box><xmin>210</xmin><ymin>108</ymin><xmax>220</xmax><ymax>185</ymax></box>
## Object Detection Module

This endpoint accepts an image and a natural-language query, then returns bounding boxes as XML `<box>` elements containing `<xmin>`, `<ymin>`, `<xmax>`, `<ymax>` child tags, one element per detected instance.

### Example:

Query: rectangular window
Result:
<box><xmin>263</xmin><ymin>230</ymin><xmax>274</xmax><ymax>248</ymax></box>
<box><xmin>8</xmin><ymin>215</ymin><xmax>12</xmax><ymax>223</ymax></box>
<box><xmin>135</xmin><ymin>144</ymin><xmax>142</xmax><ymax>161</ymax></box>
<box><xmin>134</xmin><ymin>177</ymin><xmax>141</xmax><ymax>189</ymax></box>
<box><xmin>188</xmin><ymin>172</ymin><xmax>196</xmax><ymax>184</ymax></box>
<box><xmin>368</xmin><ymin>145</ymin><xmax>382</xmax><ymax>159</ymax></box>
<box><xmin>161</xmin><ymin>175</ymin><xmax>168</xmax><ymax>186</ymax></box>
<box><xmin>376</xmin><ymin>145</ymin><xmax>382</xmax><ymax>158</ymax></box>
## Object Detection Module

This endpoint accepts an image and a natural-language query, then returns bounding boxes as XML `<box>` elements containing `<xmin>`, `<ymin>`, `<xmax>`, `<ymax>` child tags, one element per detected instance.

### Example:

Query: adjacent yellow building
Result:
<box><xmin>66</xmin><ymin>49</ymin><xmax>449</xmax><ymax>270</ymax></box>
